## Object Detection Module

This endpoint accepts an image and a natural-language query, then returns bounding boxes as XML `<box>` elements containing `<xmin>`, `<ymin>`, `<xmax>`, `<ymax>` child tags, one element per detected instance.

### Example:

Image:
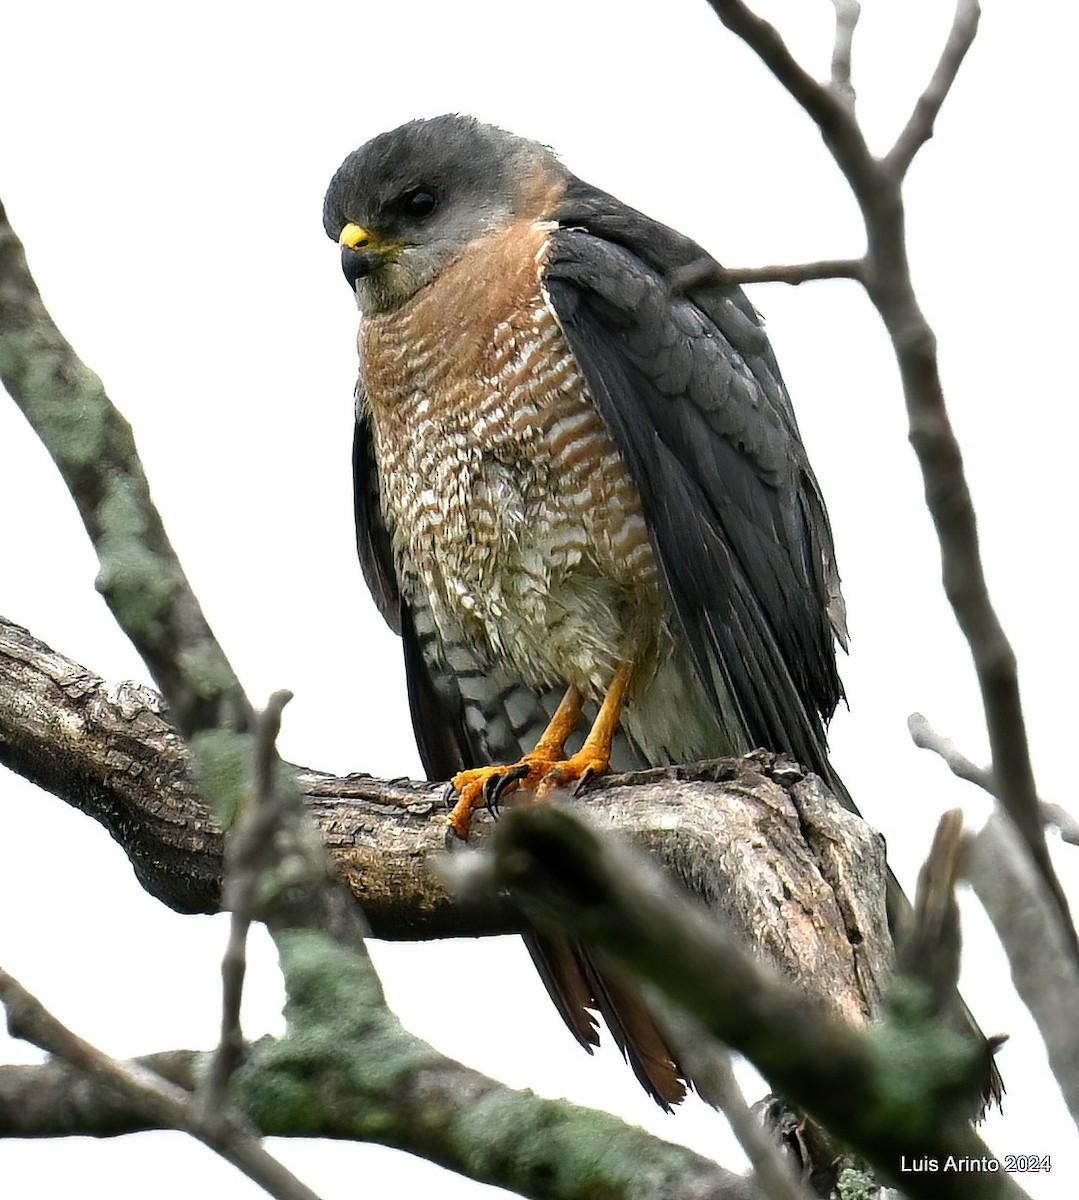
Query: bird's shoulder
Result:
<box><xmin>542</xmin><ymin>175</ymin><xmax>807</xmax><ymax>482</ymax></box>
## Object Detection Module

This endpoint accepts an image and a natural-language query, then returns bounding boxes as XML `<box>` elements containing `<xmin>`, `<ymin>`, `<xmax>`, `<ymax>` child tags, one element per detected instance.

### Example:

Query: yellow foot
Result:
<box><xmin>444</xmin><ymin>663</ymin><xmax>632</xmax><ymax>844</ymax></box>
<box><xmin>445</xmin><ymin>750</ymin><xmax>610</xmax><ymax>840</ymax></box>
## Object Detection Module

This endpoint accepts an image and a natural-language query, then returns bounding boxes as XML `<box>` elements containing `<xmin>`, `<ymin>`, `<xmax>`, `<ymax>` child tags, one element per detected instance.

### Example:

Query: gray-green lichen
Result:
<box><xmin>833</xmin><ymin>1165</ymin><xmax>879</xmax><ymax>1200</ymax></box>
<box><xmin>236</xmin><ymin>930</ymin><xmax>726</xmax><ymax>1200</ymax></box>
<box><xmin>237</xmin><ymin>930</ymin><xmax>438</xmax><ymax>1136</ymax></box>
<box><xmin>189</xmin><ymin>728</ymin><xmax>251</xmax><ymax>828</ymax></box>
<box><xmin>95</xmin><ymin>473</ymin><xmax>178</xmax><ymax>630</ymax></box>
<box><xmin>13</xmin><ymin>349</ymin><xmax>112</xmax><ymax>470</ymax></box>
<box><xmin>864</xmin><ymin>977</ymin><xmax>984</xmax><ymax>1135</ymax></box>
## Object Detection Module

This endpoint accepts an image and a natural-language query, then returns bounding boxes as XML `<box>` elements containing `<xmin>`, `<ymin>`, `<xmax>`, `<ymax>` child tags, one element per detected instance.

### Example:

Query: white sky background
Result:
<box><xmin>1</xmin><ymin>0</ymin><xmax>1076</xmax><ymax>1196</ymax></box>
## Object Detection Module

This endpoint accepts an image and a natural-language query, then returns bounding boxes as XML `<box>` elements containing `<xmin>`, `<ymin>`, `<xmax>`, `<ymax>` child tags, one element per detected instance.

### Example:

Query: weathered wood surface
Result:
<box><xmin>1</xmin><ymin>614</ymin><xmax>892</xmax><ymax>1024</ymax></box>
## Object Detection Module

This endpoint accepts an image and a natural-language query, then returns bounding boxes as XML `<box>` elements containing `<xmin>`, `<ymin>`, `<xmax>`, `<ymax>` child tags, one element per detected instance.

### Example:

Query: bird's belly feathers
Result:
<box><xmin>359</xmin><ymin>239</ymin><xmax>665</xmax><ymax>701</ymax></box>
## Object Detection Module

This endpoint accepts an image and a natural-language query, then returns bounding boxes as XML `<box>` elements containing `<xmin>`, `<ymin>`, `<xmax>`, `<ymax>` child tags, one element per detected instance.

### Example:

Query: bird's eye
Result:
<box><xmin>400</xmin><ymin>188</ymin><xmax>437</xmax><ymax>219</ymax></box>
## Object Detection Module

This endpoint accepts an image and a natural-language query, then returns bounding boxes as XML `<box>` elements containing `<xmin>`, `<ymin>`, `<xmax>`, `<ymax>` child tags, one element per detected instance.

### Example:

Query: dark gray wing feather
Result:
<box><xmin>353</xmin><ymin>412</ymin><xmax>401</xmax><ymax>635</ymax></box>
<box><xmin>544</xmin><ymin>178</ymin><xmax>844</xmax><ymax>784</ymax></box>
<box><xmin>543</xmin><ymin>180</ymin><xmax>1003</xmax><ymax>1108</ymax></box>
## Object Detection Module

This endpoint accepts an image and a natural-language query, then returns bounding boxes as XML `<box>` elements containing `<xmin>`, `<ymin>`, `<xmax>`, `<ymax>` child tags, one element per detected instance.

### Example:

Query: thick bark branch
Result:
<box><xmin>1</xmin><ymin>614</ymin><xmax>893</xmax><ymax>1028</ymax></box>
<box><xmin>0</xmin><ymin>1045</ymin><xmax>755</xmax><ymax>1200</ymax></box>
<box><xmin>0</xmin><ymin>613</ymin><xmax>496</xmax><ymax>933</ymax></box>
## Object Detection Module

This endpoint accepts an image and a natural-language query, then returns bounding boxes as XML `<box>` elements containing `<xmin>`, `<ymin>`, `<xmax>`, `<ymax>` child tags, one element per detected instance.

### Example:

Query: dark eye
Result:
<box><xmin>400</xmin><ymin>188</ymin><xmax>437</xmax><ymax>219</ymax></box>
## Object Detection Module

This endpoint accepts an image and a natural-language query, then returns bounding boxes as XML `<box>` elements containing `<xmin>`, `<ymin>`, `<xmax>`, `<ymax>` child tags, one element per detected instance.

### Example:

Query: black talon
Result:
<box><xmin>485</xmin><ymin>764</ymin><xmax>529</xmax><ymax>818</ymax></box>
<box><xmin>444</xmin><ymin>825</ymin><xmax>468</xmax><ymax>851</ymax></box>
<box><xmin>573</xmin><ymin>766</ymin><xmax>596</xmax><ymax>797</ymax></box>
<box><xmin>441</xmin><ymin>781</ymin><xmax>457</xmax><ymax>810</ymax></box>
<box><xmin>482</xmin><ymin>773</ymin><xmax>502</xmax><ymax>819</ymax></box>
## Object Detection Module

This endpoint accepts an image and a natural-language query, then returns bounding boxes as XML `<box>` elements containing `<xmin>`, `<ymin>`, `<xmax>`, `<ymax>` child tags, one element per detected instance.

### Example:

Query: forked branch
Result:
<box><xmin>700</xmin><ymin>0</ymin><xmax>1073</xmax><ymax>952</ymax></box>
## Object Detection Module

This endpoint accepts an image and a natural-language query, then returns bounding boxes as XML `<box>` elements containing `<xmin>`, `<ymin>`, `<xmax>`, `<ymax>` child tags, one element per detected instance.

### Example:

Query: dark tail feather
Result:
<box><xmin>523</xmin><ymin>930</ymin><xmax>687</xmax><ymax>1110</ymax></box>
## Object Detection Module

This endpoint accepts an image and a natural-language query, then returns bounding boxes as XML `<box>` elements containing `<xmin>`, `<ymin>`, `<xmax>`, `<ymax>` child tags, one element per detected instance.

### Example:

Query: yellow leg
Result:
<box><xmin>536</xmin><ymin>661</ymin><xmax>631</xmax><ymax>798</ymax></box>
<box><xmin>446</xmin><ymin>663</ymin><xmax>632</xmax><ymax>839</ymax></box>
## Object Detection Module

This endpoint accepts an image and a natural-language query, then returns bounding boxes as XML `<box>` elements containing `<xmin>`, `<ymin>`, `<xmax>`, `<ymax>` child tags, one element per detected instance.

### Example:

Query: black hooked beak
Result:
<box><xmin>338</xmin><ymin>222</ymin><xmax>384</xmax><ymax>290</ymax></box>
<box><xmin>341</xmin><ymin>245</ymin><xmax>383</xmax><ymax>289</ymax></box>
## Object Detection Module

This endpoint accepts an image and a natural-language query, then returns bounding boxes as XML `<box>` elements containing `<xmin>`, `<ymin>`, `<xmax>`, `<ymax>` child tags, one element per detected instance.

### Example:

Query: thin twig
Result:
<box><xmin>657</xmin><ymin>1005</ymin><xmax>813</xmax><ymax>1200</ymax></box>
<box><xmin>829</xmin><ymin>0</ymin><xmax>861</xmax><ymax>109</ymax></box>
<box><xmin>884</xmin><ymin>0</ymin><xmax>981</xmax><ymax>180</ymax></box>
<box><xmin>909</xmin><ymin>714</ymin><xmax>1079</xmax><ymax>845</ymax></box>
<box><xmin>908</xmin><ymin>712</ymin><xmax>993</xmax><ymax>792</ymax></box>
<box><xmin>702</xmin><ymin>0</ymin><xmax>877</xmax><ymax>208</ymax></box>
<box><xmin>0</xmin><ymin>969</ymin><xmax>322</xmax><ymax>1200</ymax></box>
<box><xmin>668</xmin><ymin>256</ymin><xmax>864</xmax><ymax>294</ymax></box>
<box><xmin>1042</xmin><ymin>803</ymin><xmax>1079</xmax><ymax>847</ymax></box>
<box><xmin>200</xmin><ymin>691</ymin><xmax>296</xmax><ymax>1121</ymax></box>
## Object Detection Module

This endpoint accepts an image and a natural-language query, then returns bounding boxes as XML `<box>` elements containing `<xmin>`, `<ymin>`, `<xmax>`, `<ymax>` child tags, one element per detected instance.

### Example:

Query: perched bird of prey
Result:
<box><xmin>323</xmin><ymin>114</ymin><xmax>997</xmax><ymax>1109</ymax></box>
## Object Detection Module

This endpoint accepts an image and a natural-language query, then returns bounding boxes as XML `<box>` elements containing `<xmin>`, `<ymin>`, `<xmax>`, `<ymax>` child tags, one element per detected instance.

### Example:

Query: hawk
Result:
<box><xmin>323</xmin><ymin>115</ymin><xmax>995</xmax><ymax>1109</ymax></box>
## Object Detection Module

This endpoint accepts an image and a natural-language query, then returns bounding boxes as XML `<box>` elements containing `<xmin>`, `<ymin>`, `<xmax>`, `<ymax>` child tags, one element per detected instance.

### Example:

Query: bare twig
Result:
<box><xmin>200</xmin><ymin>691</ymin><xmax>296</xmax><ymax>1121</ymax></box>
<box><xmin>909</xmin><ymin>712</ymin><xmax>993</xmax><ymax>792</ymax></box>
<box><xmin>702</xmin><ymin>0</ymin><xmax>878</xmax><ymax>208</ymax></box>
<box><xmin>898</xmin><ymin>810</ymin><xmax>966</xmax><ymax>1013</ymax></box>
<box><xmin>1042</xmin><ymin>804</ymin><xmax>1079</xmax><ymax>847</ymax></box>
<box><xmin>669</xmin><ymin>256</ymin><xmax>863</xmax><ymax>294</ymax></box>
<box><xmin>884</xmin><ymin>0</ymin><xmax>981</xmax><ymax>180</ymax></box>
<box><xmin>829</xmin><ymin>0</ymin><xmax>861</xmax><ymax>109</ymax></box>
<box><xmin>700</xmin><ymin>0</ymin><xmax>1075</xmax><ymax>959</ymax></box>
<box><xmin>0</xmin><ymin>970</ymin><xmax>322</xmax><ymax>1200</ymax></box>
<box><xmin>909</xmin><ymin>713</ymin><xmax>1079</xmax><ymax>845</ymax></box>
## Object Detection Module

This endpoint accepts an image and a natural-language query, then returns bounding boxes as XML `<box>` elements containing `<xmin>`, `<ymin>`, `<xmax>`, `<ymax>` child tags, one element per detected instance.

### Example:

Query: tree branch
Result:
<box><xmin>0</xmin><ymin>970</ymin><xmax>322</xmax><ymax>1200</ymax></box>
<box><xmin>0</xmin><ymin>615</ymin><xmax>893</xmax><ymax>1030</ymax></box>
<box><xmin>0</xmin><ymin>1048</ymin><xmax>757</xmax><ymax>1200</ymax></box>
<box><xmin>700</xmin><ymin>0</ymin><xmax>1075</xmax><ymax>960</ymax></box>
<box><xmin>468</xmin><ymin>804</ymin><xmax>1025</xmax><ymax>1200</ymax></box>
<box><xmin>884</xmin><ymin>0</ymin><xmax>981</xmax><ymax>180</ymax></box>
<box><xmin>968</xmin><ymin>814</ymin><xmax>1079</xmax><ymax>1128</ymax></box>
<box><xmin>0</xmin><ymin>199</ymin><xmax>252</xmax><ymax>740</ymax></box>
<box><xmin>668</xmin><ymin>257</ymin><xmax>864</xmax><ymax>293</ymax></box>
<box><xmin>828</xmin><ymin>0</ymin><xmax>860</xmax><ymax>110</ymax></box>
<box><xmin>702</xmin><ymin>0</ymin><xmax>879</xmax><ymax>210</ymax></box>
<box><xmin>908</xmin><ymin>713</ymin><xmax>1079</xmax><ymax>845</ymax></box>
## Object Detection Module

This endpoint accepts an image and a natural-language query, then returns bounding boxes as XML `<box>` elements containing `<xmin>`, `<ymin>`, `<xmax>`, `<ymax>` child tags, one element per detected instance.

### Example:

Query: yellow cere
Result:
<box><xmin>339</xmin><ymin>222</ymin><xmax>372</xmax><ymax>249</ymax></box>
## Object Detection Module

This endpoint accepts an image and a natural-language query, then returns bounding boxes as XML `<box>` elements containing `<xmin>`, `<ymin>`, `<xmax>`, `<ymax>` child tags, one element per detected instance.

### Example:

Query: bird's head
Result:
<box><xmin>324</xmin><ymin>114</ymin><xmax>566</xmax><ymax>314</ymax></box>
